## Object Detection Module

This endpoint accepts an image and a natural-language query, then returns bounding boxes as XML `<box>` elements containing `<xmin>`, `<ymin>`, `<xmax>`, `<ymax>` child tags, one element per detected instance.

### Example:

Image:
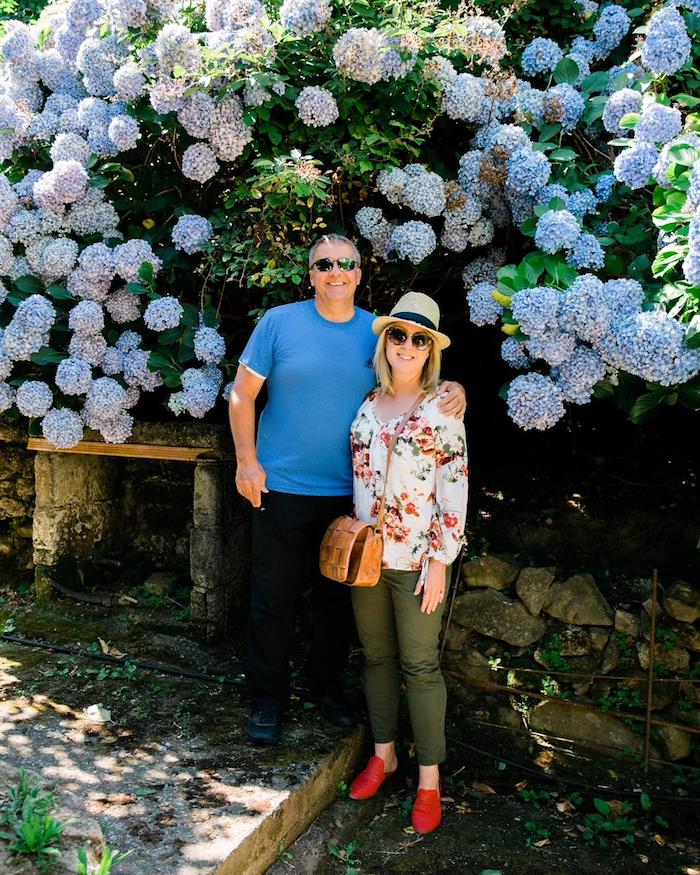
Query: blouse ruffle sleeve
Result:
<box><xmin>426</xmin><ymin>411</ymin><xmax>468</xmax><ymax>567</ymax></box>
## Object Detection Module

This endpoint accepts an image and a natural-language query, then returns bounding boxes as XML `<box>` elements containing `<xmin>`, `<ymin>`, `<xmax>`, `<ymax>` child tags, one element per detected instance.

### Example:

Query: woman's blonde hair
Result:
<box><xmin>373</xmin><ymin>325</ymin><xmax>442</xmax><ymax>396</ymax></box>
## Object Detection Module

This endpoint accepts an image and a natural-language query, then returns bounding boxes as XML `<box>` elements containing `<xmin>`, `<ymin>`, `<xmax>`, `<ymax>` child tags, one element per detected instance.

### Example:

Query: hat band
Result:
<box><xmin>389</xmin><ymin>311</ymin><xmax>437</xmax><ymax>331</ymax></box>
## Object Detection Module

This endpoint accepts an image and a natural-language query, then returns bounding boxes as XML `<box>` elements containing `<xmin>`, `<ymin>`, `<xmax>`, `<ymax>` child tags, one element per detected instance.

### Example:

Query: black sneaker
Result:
<box><xmin>318</xmin><ymin>695</ymin><xmax>357</xmax><ymax>729</ymax></box>
<box><xmin>247</xmin><ymin>709</ymin><xmax>281</xmax><ymax>745</ymax></box>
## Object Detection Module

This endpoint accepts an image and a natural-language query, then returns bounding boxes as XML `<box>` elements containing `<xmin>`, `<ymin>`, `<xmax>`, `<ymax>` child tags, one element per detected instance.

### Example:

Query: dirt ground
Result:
<box><xmin>1</xmin><ymin>589</ymin><xmax>699</xmax><ymax>875</ymax></box>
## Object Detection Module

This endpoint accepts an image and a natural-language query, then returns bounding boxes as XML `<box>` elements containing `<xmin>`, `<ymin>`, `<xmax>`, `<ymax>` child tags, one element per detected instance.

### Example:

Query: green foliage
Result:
<box><xmin>598</xmin><ymin>682</ymin><xmax>644</xmax><ymax>713</ymax></box>
<box><xmin>75</xmin><ymin>846</ymin><xmax>132</xmax><ymax>875</ymax></box>
<box><xmin>518</xmin><ymin>788</ymin><xmax>552</xmax><ymax>809</ymax></box>
<box><xmin>581</xmin><ymin>797</ymin><xmax>637</xmax><ymax>847</ymax></box>
<box><xmin>536</xmin><ymin>635</ymin><xmax>570</xmax><ymax>673</ymax></box>
<box><xmin>0</xmin><ymin>770</ymin><xmax>65</xmax><ymax>872</ymax></box>
<box><xmin>524</xmin><ymin>818</ymin><xmax>552</xmax><ymax>848</ymax></box>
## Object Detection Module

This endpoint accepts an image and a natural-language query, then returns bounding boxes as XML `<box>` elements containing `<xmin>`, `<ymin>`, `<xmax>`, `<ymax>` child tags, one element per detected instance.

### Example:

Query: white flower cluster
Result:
<box><xmin>172</xmin><ymin>215</ymin><xmax>214</xmax><ymax>254</ymax></box>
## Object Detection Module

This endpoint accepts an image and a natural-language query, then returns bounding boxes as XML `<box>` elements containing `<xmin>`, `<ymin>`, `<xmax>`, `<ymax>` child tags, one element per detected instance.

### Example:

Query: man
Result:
<box><xmin>229</xmin><ymin>234</ymin><xmax>465</xmax><ymax>744</ymax></box>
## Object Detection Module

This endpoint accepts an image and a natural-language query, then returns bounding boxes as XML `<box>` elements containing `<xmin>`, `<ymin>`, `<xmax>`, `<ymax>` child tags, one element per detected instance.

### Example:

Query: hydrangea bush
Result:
<box><xmin>0</xmin><ymin>0</ymin><xmax>697</xmax><ymax>447</ymax></box>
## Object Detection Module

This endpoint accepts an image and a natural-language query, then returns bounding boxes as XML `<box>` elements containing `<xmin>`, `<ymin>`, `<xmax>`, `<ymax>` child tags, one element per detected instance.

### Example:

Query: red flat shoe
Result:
<box><xmin>348</xmin><ymin>756</ymin><xmax>395</xmax><ymax>800</ymax></box>
<box><xmin>411</xmin><ymin>785</ymin><xmax>442</xmax><ymax>834</ymax></box>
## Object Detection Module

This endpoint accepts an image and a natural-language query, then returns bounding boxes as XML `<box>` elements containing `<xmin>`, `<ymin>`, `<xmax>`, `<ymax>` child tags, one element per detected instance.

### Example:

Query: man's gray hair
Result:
<box><xmin>308</xmin><ymin>234</ymin><xmax>361</xmax><ymax>268</ymax></box>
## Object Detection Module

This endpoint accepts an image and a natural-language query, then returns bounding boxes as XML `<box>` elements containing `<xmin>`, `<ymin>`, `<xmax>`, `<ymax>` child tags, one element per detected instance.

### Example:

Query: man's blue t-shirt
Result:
<box><xmin>239</xmin><ymin>299</ymin><xmax>377</xmax><ymax>496</ymax></box>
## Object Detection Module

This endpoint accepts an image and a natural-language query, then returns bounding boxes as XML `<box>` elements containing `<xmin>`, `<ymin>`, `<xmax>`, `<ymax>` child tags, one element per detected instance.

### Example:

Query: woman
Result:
<box><xmin>348</xmin><ymin>292</ymin><xmax>468</xmax><ymax>834</ymax></box>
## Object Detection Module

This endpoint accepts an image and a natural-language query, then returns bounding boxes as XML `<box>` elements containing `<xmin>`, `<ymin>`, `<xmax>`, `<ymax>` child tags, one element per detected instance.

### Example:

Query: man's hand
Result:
<box><xmin>414</xmin><ymin>559</ymin><xmax>447</xmax><ymax>614</ymax></box>
<box><xmin>235</xmin><ymin>459</ymin><xmax>269</xmax><ymax>508</ymax></box>
<box><xmin>436</xmin><ymin>380</ymin><xmax>467</xmax><ymax>418</ymax></box>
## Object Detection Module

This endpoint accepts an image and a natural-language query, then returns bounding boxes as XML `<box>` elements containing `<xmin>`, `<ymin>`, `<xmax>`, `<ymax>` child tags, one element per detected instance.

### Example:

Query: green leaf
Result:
<box><xmin>553</xmin><ymin>57</ymin><xmax>579</xmax><ymax>85</ymax></box>
<box><xmin>148</xmin><ymin>351</ymin><xmax>173</xmax><ymax>370</ymax></box>
<box><xmin>181</xmin><ymin>302</ymin><xmax>199</xmax><ymax>328</ymax></box>
<box><xmin>133</xmin><ymin>787</ymin><xmax>157</xmax><ymax>796</ymax></box>
<box><xmin>685</xmin><ymin>314</ymin><xmax>700</xmax><ymax>348</ymax></box>
<box><xmin>618</xmin><ymin>112</ymin><xmax>640</xmax><ymax>131</ymax></box>
<box><xmin>668</xmin><ymin>144</ymin><xmax>699</xmax><ymax>167</ymax></box>
<box><xmin>673</xmin><ymin>93</ymin><xmax>700</xmax><ymax>108</ymax></box>
<box><xmin>44</xmin><ymin>283</ymin><xmax>73</xmax><ymax>301</ymax></box>
<box><xmin>537</xmin><ymin>123</ymin><xmax>560</xmax><ymax>142</ymax></box>
<box><xmin>580</xmin><ymin>71</ymin><xmax>609</xmax><ymax>94</ymax></box>
<box><xmin>30</xmin><ymin>347</ymin><xmax>65</xmax><ymax>365</ymax></box>
<box><xmin>628</xmin><ymin>392</ymin><xmax>665</xmax><ymax>423</ymax></box>
<box><xmin>593</xmin><ymin>798</ymin><xmax>611</xmax><ymax>817</ymax></box>
<box><xmin>550</xmin><ymin>148</ymin><xmax>577</xmax><ymax>162</ymax></box>
<box><xmin>13</xmin><ymin>275</ymin><xmax>42</xmax><ymax>293</ymax></box>
<box><xmin>640</xmin><ymin>793</ymin><xmax>651</xmax><ymax>812</ymax></box>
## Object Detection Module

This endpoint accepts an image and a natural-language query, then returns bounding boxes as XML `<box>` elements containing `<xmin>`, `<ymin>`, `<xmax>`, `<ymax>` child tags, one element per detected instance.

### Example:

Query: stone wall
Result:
<box><xmin>444</xmin><ymin>555</ymin><xmax>700</xmax><ymax>764</ymax></box>
<box><xmin>0</xmin><ymin>418</ymin><xmax>35</xmax><ymax>569</ymax></box>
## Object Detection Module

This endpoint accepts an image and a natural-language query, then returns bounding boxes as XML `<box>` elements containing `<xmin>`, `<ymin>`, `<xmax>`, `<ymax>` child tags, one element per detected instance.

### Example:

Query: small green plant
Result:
<box><xmin>524</xmin><ymin>819</ymin><xmax>551</xmax><ymax>848</ymax></box>
<box><xmin>598</xmin><ymin>683</ymin><xmax>644</xmax><ymax>713</ymax></box>
<box><xmin>96</xmin><ymin>661</ymin><xmax>138</xmax><ymax>682</ymax></box>
<box><xmin>328</xmin><ymin>839</ymin><xmax>360</xmax><ymax>871</ymax></box>
<box><xmin>581</xmin><ymin>798</ymin><xmax>637</xmax><ymax>847</ymax></box>
<box><xmin>276</xmin><ymin>841</ymin><xmax>293</xmax><ymax>866</ymax></box>
<box><xmin>655</xmin><ymin>627</ymin><xmax>678</xmax><ymax>651</ymax></box>
<box><xmin>75</xmin><ymin>845</ymin><xmax>132</xmax><ymax>875</ymax></box>
<box><xmin>336</xmin><ymin>780</ymin><xmax>349</xmax><ymax>798</ymax></box>
<box><xmin>518</xmin><ymin>788</ymin><xmax>551</xmax><ymax>810</ymax></box>
<box><xmin>1</xmin><ymin>616</ymin><xmax>16</xmax><ymax>634</ymax></box>
<box><xmin>0</xmin><ymin>771</ymin><xmax>67</xmax><ymax>872</ymax></box>
<box><xmin>537</xmin><ymin>636</ymin><xmax>569</xmax><ymax>673</ymax></box>
<box><xmin>615</xmin><ymin>632</ymin><xmax>635</xmax><ymax>665</ymax></box>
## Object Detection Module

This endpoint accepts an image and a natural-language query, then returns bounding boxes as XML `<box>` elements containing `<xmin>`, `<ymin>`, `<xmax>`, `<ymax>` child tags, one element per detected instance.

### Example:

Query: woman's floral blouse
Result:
<box><xmin>351</xmin><ymin>390</ymin><xmax>468</xmax><ymax>572</ymax></box>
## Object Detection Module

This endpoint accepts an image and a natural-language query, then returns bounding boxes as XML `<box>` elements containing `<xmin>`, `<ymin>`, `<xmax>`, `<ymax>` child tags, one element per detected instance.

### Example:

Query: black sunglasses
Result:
<box><xmin>312</xmin><ymin>257</ymin><xmax>358</xmax><ymax>271</ymax></box>
<box><xmin>386</xmin><ymin>326</ymin><xmax>433</xmax><ymax>350</ymax></box>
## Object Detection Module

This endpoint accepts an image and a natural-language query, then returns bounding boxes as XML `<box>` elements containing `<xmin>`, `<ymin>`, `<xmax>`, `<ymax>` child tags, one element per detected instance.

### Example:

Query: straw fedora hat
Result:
<box><xmin>372</xmin><ymin>292</ymin><xmax>451</xmax><ymax>350</ymax></box>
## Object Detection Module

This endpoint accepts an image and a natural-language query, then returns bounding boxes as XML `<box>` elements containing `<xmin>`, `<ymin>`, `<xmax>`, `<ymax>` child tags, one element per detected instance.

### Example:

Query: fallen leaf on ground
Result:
<box><xmin>472</xmin><ymin>782</ymin><xmax>496</xmax><ymax>794</ymax></box>
<box><xmin>654</xmin><ymin>834</ymin><xmax>666</xmax><ymax>846</ymax></box>
<box><xmin>94</xmin><ymin>793</ymin><xmax>135</xmax><ymax>805</ymax></box>
<box><xmin>402</xmin><ymin>826</ymin><xmax>416</xmax><ymax>835</ymax></box>
<box><xmin>455</xmin><ymin>803</ymin><xmax>472</xmax><ymax>814</ymax></box>
<box><xmin>441</xmin><ymin>795</ymin><xmax>455</xmax><ymax>803</ymax></box>
<box><xmin>556</xmin><ymin>800</ymin><xmax>574</xmax><ymax>814</ymax></box>
<box><xmin>534</xmin><ymin>838</ymin><xmax>551</xmax><ymax>847</ymax></box>
<box><xmin>534</xmin><ymin>751</ymin><xmax>555</xmax><ymax>768</ymax></box>
<box><xmin>638</xmin><ymin>855</ymin><xmax>649</xmax><ymax>864</ymax></box>
<box><xmin>515</xmin><ymin>780</ymin><xmax>528</xmax><ymax>791</ymax></box>
<box><xmin>98</xmin><ymin>638</ymin><xmax>126</xmax><ymax>659</ymax></box>
<box><xmin>133</xmin><ymin>787</ymin><xmax>157</xmax><ymax>796</ymax></box>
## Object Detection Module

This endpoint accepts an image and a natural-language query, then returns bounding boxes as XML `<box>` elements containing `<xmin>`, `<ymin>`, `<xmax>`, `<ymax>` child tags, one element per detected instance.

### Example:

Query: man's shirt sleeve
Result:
<box><xmin>238</xmin><ymin>310</ymin><xmax>275</xmax><ymax>380</ymax></box>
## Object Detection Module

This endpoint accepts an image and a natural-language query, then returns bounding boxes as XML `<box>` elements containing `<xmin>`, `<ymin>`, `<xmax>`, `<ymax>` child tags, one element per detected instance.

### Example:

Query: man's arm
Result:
<box><xmin>228</xmin><ymin>363</ymin><xmax>268</xmax><ymax>508</ymax></box>
<box><xmin>436</xmin><ymin>380</ymin><xmax>467</xmax><ymax>418</ymax></box>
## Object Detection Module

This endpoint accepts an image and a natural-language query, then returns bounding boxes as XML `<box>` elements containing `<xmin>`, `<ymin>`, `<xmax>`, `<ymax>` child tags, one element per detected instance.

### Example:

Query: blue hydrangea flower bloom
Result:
<box><xmin>388</xmin><ymin>221</ymin><xmax>436</xmax><ymax>264</ymax></box>
<box><xmin>534</xmin><ymin>210</ymin><xmax>580</xmax><ymax>254</ymax></box>
<box><xmin>172</xmin><ymin>214</ymin><xmax>214</xmax><ymax>254</ymax></box>
<box><xmin>635</xmin><ymin>102</ymin><xmax>682</xmax><ymax>144</ymax></box>
<box><xmin>613</xmin><ymin>143</ymin><xmax>659</xmax><ymax>189</ymax></box>
<box><xmin>594</xmin><ymin>173</ymin><xmax>616</xmax><ymax>201</ymax></box>
<box><xmin>555</xmin><ymin>346</ymin><xmax>607</xmax><ymax>404</ymax></box>
<box><xmin>526</xmin><ymin>330</ymin><xmax>577</xmax><ymax>366</ymax></box>
<box><xmin>507</xmin><ymin>372</ymin><xmax>565</xmax><ymax>430</ymax></box>
<box><xmin>144</xmin><ymin>296</ymin><xmax>184</xmax><ymax>331</ymax></box>
<box><xmin>543</xmin><ymin>84</ymin><xmax>584</xmax><ymax>132</ymax></box>
<box><xmin>602</xmin><ymin>88</ymin><xmax>642</xmax><ymax>135</ymax></box>
<box><xmin>592</xmin><ymin>5</ymin><xmax>631</xmax><ymax>59</ymax></box>
<box><xmin>280</xmin><ymin>0</ymin><xmax>332</xmax><ymax>36</ymax></box>
<box><xmin>42</xmin><ymin>407</ymin><xmax>84</xmax><ymax>448</ymax></box>
<box><xmin>467</xmin><ymin>282</ymin><xmax>502</xmax><ymax>326</ymax></box>
<box><xmin>559</xmin><ymin>274</ymin><xmax>610</xmax><ymax>343</ymax></box>
<box><xmin>511</xmin><ymin>286</ymin><xmax>561</xmax><ymax>337</ymax></box>
<box><xmin>507</xmin><ymin>147</ymin><xmax>551</xmax><ymax>197</ymax></box>
<box><xmin>566</xmin><ymin>233</ymin><xmax>605</xmax><ymax>270</ymax></box>
<box><xmin>567</xmin><ymin>189</ymin><xmax>598</xmax><ymax>219</ymax></box>
<box><xmin>641</xmin><ymin>6</ymin><xmax>692</xmax><ymax>75</ymax></box>
<box><xmin>16</xmin><ymin>380</ymin><xmax>53</xmax><ymax>418</ymax></box>
<box><xmin>521</xmin><ymin>38</ymin><xmax>562</xmax><ymax>77</ymax></box>
<box><xmin>501</xmin><ymin>337</ymin><xmax>530</xmax><ymax>369</ymax></box>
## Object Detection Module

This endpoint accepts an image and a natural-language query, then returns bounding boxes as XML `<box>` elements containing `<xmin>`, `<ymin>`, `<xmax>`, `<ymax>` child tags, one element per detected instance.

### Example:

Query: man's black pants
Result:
<box><xmin>246</xmin><ymin>490</ymin><xmax>353</xmax><ymax>712</ymax></box>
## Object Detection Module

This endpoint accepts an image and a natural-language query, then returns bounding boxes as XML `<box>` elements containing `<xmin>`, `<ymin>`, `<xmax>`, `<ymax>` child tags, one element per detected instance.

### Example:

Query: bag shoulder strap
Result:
<box><xmin>374</xmin><ymin>393</ymin><xmax>425</xmax><ymax>534</ymax></box>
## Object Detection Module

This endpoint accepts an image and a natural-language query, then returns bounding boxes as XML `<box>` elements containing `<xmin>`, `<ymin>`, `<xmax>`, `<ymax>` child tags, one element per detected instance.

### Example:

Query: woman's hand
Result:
<box><xmin>415</xmin><ymin>559</ymin><xmax>447</xmax><ymax>614</ymax></box>
<box><xmin>436</xmin><ymin>380</ymin><xmax>467</xmax><ymax>418</ymax></box>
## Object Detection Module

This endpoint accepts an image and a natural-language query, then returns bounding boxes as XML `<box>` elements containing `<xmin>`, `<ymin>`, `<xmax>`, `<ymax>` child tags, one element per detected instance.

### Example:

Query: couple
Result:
<box><xmin>229</xmin><ymin>234</ymin><xmax>468</xmax><ymax>834</ymax></box>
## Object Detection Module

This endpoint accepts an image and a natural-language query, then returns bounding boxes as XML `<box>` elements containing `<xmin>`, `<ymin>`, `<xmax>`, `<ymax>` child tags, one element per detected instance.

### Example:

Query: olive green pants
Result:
<box><xmin>351</xmin><ymin>568</ymin><xmax>449</xmax><ymax>766</ymax></box>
